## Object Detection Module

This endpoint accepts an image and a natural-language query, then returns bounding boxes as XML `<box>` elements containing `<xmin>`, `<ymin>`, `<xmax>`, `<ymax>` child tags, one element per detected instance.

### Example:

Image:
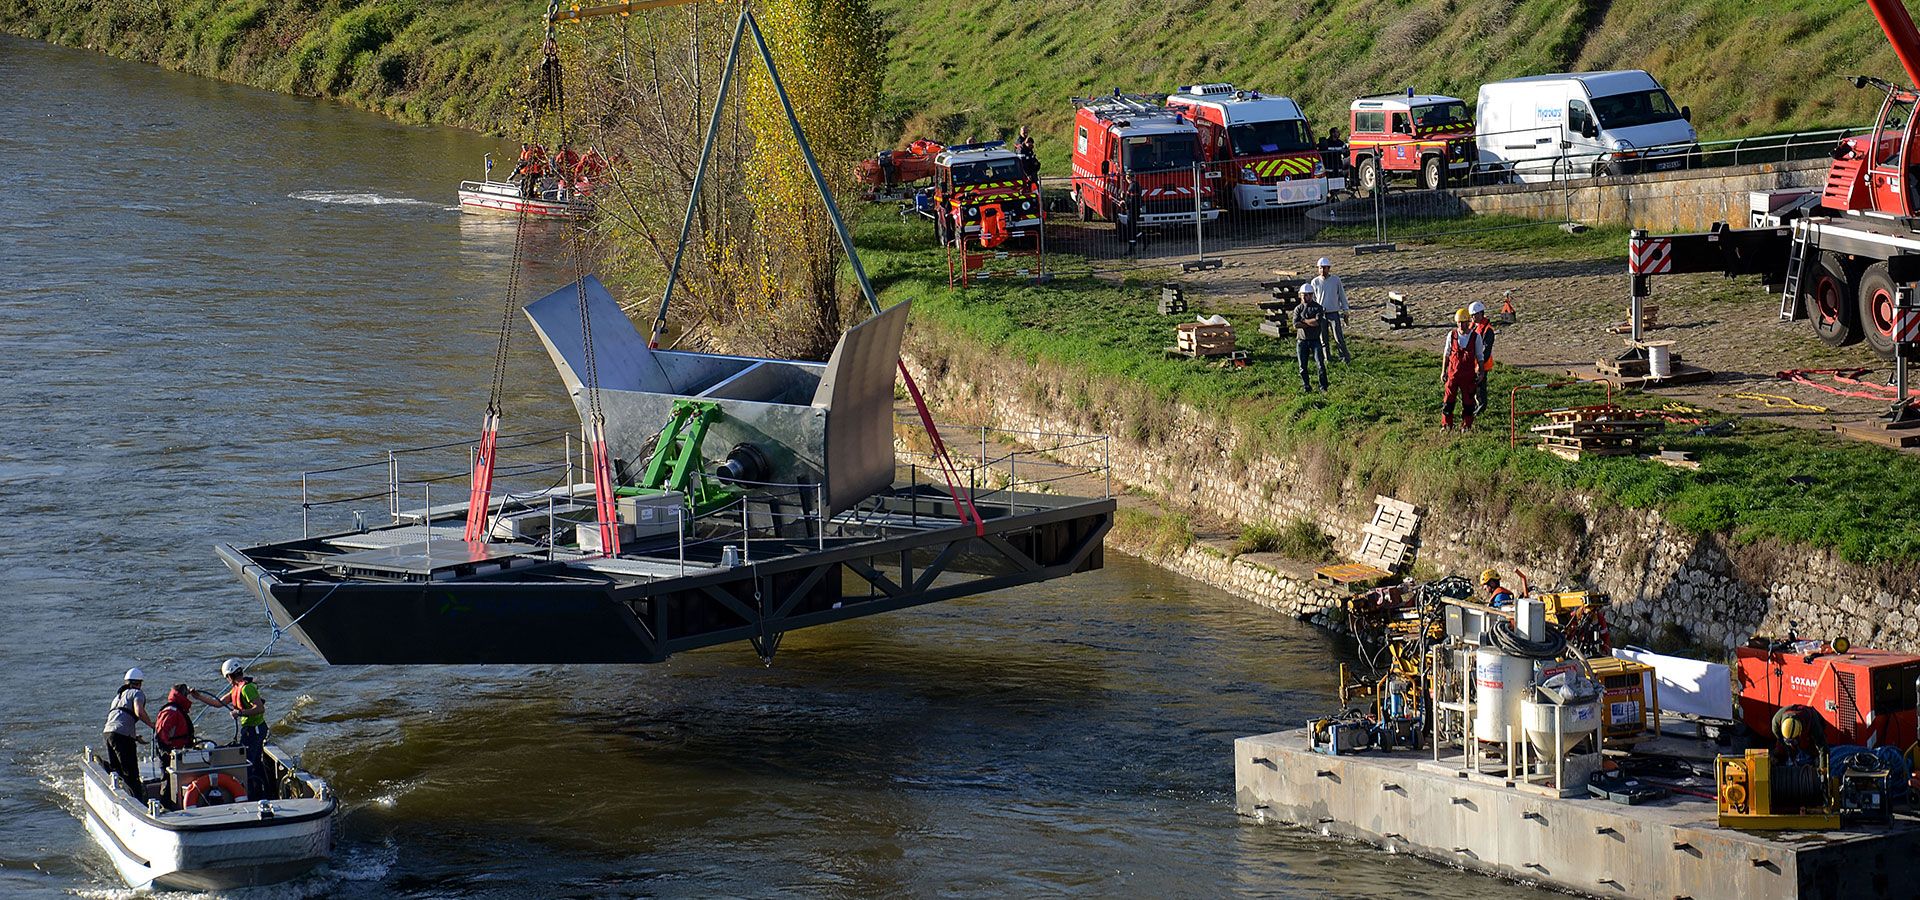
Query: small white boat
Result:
<box><xmin>81</xmin><ymin>741</ymin><xmax>335</xmax><ymax>891</ymax></box>
<box><xmin>457</xmin><ymin>177</ymin><xmax>592</xmax><ymax>218</ymax></box>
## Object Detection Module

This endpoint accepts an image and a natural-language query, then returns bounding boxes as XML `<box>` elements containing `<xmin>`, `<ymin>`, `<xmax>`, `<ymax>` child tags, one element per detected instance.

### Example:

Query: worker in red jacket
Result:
<box><xmin>1441</xmin><ymin>307</ymin><xmax>1479</xmax><ymax>430</ymax></box>
<box><xmin>153</xmin><ymin>684</ymin><xmax>197</xmax><ymax>771</ymax></box>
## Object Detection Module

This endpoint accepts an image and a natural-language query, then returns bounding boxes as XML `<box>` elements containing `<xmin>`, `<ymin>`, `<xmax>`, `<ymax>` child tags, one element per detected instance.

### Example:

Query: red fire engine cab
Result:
<box><xmin>1070</xmin><ymin>92</ymin><xmax>1220</xmax><ymax>236</ymax></box>
<box><xmin>1165</xmin><ymin>83</ymin><xmax>1339</xmax><ymax>211</ymax></box>
<box><xmin>1736</xmin><ymin>636</ymin><xmax>1920</xmax><ymax>749</ymax></box>
<box><xmin>1347</xmin><ymin>90</ymin><xmax>1477</xmax><ymax>194</ymax></box>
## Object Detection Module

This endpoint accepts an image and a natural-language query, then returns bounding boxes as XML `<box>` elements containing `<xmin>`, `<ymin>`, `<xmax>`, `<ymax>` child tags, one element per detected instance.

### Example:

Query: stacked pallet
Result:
<box><xmin>1170</xmin><ymin>317</ymin><xmax>1236</xmax><ymax>358</ymax></box>
<box><xmin>1159</xmin><ymin>284</ymin><xmax>1190</xmax><ymax>315</ymax></box>
<box><xmin>1531</xmin><ymin>405</ymin><xmax>1662</xmax><ymax>461</ymax></box>
<box><xmin>1314</xmin><ymin>495</ymin><xmax>1424</xmax><ymax>587</ymax></box>
<box><xmin>1257</xmin><ymin>281</ymin><xmax>1298</xmax><ymax>338</ymax></box>
<box><xmin>1355</xmin><ymin>495</ymin><xmax>1422</xmax><ymax>574</ymax></box>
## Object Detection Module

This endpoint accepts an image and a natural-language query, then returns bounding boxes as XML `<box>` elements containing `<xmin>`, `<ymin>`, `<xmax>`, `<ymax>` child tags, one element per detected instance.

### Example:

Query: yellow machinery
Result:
<box><xmin>1716</xmin><ymin>749</ymin><xmax>1842</xmax><ymax>830</ymax></box>
<box><xmin>1586</xmin><ymin>656</ymin><xmax>1659</xmax><ymax>748</ymax></box>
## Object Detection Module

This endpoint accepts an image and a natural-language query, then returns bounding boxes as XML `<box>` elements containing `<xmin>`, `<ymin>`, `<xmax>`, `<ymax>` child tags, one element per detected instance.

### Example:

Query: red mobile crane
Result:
<box><xmin>1632</xmin><ymin>0</ymin><xmax>1920</xmax><ymax>365</ymax></box>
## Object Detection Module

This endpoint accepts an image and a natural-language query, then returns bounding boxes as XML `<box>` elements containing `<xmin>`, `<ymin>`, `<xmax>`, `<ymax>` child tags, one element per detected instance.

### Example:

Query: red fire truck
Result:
<box><xmin>1070</xmin><ymin>93</ymin><xmax>1220</xmax><ymax>236</ymax></box>
<box><xmin>1347</xmin><ymin>90</ymin><xmax>1477</xmax><ymax>194</ymax></box>
<box><xmin>1628</xmin><ymin>0</ymin><xmax>1920</xmax><ymax>363</ymax></box>
<box><xmin>1165</xmin><ymin>83</ymin><xmax>1339</xmax><ymax>210</ymax></box>
<box><xmin>922</xmin><ymin>141</ymin><xmax>1042</xmax><ymax>248</ymax></box>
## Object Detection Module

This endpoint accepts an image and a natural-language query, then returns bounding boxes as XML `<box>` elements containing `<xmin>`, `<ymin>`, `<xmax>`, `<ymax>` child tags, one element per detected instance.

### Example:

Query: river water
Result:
<box><xmin>0</xmin><ymin>37</ymin><xmax>1549</xmax><ymax>898</ymax></box>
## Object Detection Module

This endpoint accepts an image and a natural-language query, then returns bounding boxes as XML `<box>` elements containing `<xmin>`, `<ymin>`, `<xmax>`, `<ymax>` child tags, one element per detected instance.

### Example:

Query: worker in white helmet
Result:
<box><xmin>192</xmin><ymin>658</ymin><xmax>270</xmax><ymax>799</ymax></box>
<box><xmin>1293</xmin><ymin>283</ymin><xmax>1330</xmax><ymax>392</ymax></box>
<box><xmin>1467</xmin><ymin>300</ymin><xmax>1496</xmax><ymax>416</ymax></box>
<box><xmin>102</xmin><ymin>666</ymin><xmax>154</xmax><ymax>800</ymax></box>
<box><xmin>1310</xmin><ymin>257</ymin><xmax>1351</xmax><ymax>365</ymax></box>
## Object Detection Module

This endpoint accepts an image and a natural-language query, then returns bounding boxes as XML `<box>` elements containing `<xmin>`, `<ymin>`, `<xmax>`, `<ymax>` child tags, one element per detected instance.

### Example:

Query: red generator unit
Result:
<box><xmin>1735</xmin><ymin>639</ymin><xmax>1920</xmax><ymax>749</ymax></box>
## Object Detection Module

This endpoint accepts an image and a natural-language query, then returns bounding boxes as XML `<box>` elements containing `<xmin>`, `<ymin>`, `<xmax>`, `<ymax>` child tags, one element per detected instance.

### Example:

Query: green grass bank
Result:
<box><xmin>5</xmin><ymin>0</ymin><xmax>1909</xmax><ymax>147</ymax></box>
<box><xmin>0</xmin><ymin>0</ymin><xmax>531</xmax><ymax>130</ymax></box>
<box><xmin>858</xmin><ymin>213</ymin><xmax>1920</xmax><ymax>572</ymax></box>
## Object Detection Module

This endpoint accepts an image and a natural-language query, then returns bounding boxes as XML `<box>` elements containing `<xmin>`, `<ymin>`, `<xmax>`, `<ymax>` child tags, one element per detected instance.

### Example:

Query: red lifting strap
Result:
<box><xmin>463</xmin><ymin>409</ymin><xmax>502</xmax><ymax>542</ymax></box>
<box><xmin>1778</xmin><ymin>368</ymin><xmax>1920</xmax><ymax>403</ymax></box>
<box><xmin>588</xmin><ymin>417</ymin><xmax>622</xmax><ymax>556</ymax></box>
<box><xmin>897</xmin><ymin>361</ymin><xmax>984</xmax><ymax>535</ymax></box>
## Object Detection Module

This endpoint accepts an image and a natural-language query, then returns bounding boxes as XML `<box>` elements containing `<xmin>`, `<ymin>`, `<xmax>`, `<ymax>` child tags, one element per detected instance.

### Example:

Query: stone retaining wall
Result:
<box><xmin>903</xmin><ymin>340</ymin><xmax>1918</xmax><ymax>652</ymax></box>
<box><xmin>1453</xmin><ymin>158</ymin><xmax>1828</xmax><ymax>232</ymax></box>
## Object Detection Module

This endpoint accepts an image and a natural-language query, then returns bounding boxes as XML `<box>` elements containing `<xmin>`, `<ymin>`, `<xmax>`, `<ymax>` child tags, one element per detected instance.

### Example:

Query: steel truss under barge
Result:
<box><xmin>217</xmin><ymin>481</ymin><xmax>1110</xmax><ymax>665</ymax></box>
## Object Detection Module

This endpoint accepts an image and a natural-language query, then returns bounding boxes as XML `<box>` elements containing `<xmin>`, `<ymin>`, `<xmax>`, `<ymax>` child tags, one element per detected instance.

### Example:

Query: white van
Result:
<box><xmin>1476</xmin><ymin>71</ymin><xmax>1697</xmax><ymax>183</ymax></box>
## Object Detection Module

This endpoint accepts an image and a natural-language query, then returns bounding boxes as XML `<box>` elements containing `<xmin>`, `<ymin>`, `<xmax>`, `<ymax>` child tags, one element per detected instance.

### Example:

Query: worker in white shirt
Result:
<box><xmin>1310</xmin><ymin>257</ymin><xmax>1350</xmax><ymax>365</ymax></box>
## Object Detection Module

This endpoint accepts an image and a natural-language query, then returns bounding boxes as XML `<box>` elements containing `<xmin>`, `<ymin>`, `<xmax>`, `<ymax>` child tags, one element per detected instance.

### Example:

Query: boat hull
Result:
<box><xmin>457</xmin><ymin>180</ymin><xmax>590</xmax><ymax>218</ymax></box>
<box><xmin>81</xmin><ymin>748</ymin><xmax>333</xmax><ymax>891</ymax></box>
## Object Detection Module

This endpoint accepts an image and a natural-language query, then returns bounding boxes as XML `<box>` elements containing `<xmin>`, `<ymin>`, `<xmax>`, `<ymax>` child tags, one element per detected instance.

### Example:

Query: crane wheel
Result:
<box><xmin>1858</xmin><ymin>262</ymin><xmax>1899</xmax><ymax>361</ymax></box>
<box><xmin>1811</xmin><ymin>263</ymin><xmax>1861</xmax><ymax>348</ymax></box>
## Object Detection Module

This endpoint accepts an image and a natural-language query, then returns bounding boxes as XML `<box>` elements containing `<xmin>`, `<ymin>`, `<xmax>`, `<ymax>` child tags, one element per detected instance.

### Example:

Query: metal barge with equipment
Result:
<box><xmin>1238</xmin><ymin>584</ymin><xmax>1920</xmax><ymax>900</ymax></box>
<box><xmin>216</xmin><ymin>278</ymin><xmax>1113</xmax><ymax>665</ymax></box>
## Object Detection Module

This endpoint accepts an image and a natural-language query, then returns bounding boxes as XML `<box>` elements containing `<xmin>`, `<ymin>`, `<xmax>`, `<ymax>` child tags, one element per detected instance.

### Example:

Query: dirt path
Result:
<box><xmin>1175</xmin><ymin>241</ymin><xmax>1900</xmax><ymax>432</ymax></box>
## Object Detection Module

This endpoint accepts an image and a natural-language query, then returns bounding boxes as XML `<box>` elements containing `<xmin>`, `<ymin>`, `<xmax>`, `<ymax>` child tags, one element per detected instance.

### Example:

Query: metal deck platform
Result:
<box><xmin>219</xmin><ymin>480</ymin><xmax>1110</xmax><ymax>665</ymax></box>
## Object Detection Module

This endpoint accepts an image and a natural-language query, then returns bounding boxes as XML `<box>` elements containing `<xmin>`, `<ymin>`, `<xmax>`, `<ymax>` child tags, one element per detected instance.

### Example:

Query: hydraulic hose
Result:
<box><xmin>1485</xmin><ymin>617</ymin><xmax>1567</xmax><ymax>659</ymax></box>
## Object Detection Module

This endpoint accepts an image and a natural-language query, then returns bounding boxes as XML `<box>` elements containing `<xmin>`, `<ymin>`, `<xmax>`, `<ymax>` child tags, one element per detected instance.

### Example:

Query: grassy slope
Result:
<box><xmin>859</xmin><ymin>213</ymin><xmax>1920</xmax><ymax>569</ymax></box>
<box><xmin>2</xmin><ymin>1</ymin><xmax>1903</xmax><ymax>144</ymax></box>
<box><xmin>874</xmin><ymin>0</ymin><xmax>1894</xmax><ymax>164</ymax></box>
<box><xmin>0</xmin><ymin>0</ymin><xmax>531</xmax><ymax>130</ymax></box>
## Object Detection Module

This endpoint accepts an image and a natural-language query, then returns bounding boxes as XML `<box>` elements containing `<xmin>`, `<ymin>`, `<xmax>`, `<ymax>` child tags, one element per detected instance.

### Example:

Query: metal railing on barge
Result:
<box><xmin>289</xmin><ymin>418</ymin><xmax>1115</xmax><ymax>578</ymax></box>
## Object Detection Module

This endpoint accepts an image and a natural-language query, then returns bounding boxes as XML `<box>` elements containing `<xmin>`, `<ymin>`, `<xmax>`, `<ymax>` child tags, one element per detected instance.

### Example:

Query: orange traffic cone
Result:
<box><xmin>1496</xmin><ymin>290</ymin><xmax>1517</xmax><ymax>325</ymax></box>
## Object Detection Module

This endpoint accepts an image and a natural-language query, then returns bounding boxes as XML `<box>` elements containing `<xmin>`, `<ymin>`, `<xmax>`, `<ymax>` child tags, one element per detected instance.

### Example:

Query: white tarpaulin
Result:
<box><xmin>1615</xmin><ymin>646</ymin><xmax>1733</xmax><ymax>720</ymax></box>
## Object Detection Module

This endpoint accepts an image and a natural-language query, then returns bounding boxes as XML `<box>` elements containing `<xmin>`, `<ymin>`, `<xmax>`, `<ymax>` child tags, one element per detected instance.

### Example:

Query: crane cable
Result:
<box><xmin>545</xmin><ymin>1</ymin><xmax>624</xmax><ymax>556</ymax></box>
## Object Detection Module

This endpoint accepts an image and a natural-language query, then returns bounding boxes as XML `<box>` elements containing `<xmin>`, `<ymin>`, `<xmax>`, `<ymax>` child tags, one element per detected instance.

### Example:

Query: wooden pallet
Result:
<box><xmin>1648</xmin><ymin>449</ymin><xmax>1701</xmax><ymax>469</ymax></box>
<box><xmin>1833</xmin><ymin>419</ymin><xmax>1920</xmax><ymax>449</ymax></box>
<box><xmin>1352</xmin><ymin>494</ymin><xmax>1422</xmax><ymax>574</ymax></box>
<box><xmin>1314</xmin><ymin>561</ymin><xmax>1394</xmax><ymax>586</ymax></box>
<box><xmin>1173</xmin><ymin>322</ymin><xmax>1236</xmax><ymax>357</ymax></box>
<box><xmin>1541</xmin><ymin>444</ymin><xmax>1633</xmax><ymax>462</ymax></box>
<box><xmin>1532</xmin><ymin>405</ymin><xmax>1663</xmax><ymax>459</ymax></box>
<box><xmin>1159</xmin><ymin>284</ymin><xmax>1189</xmax><ymax>315</ymax></box>
<box><xmin>1608</xmin><ymin>304</ymin><xmax>1660</xmax><ymax>334</ymax></box>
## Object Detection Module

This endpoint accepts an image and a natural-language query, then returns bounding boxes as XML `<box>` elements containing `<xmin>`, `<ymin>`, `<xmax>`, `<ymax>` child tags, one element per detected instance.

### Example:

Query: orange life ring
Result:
<box><xmin>181</xmin><ymin>772</ymin><xmax>248</xmax><ymax>807</ymax></box>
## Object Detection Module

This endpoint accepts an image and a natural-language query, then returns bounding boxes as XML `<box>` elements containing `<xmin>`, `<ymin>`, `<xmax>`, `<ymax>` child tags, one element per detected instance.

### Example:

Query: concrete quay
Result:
<box><xmin>1235</xmin><ymin>728</ymin><xmax>1920</xmax><ymax>899</ymax></box>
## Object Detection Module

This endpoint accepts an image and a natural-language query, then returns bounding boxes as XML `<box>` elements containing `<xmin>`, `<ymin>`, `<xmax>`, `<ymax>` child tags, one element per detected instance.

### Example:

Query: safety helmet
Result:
<box><xmin>1779</xmin><ymin>716</ymin><xmax>1804</xmax><ymax>740</ymax></box>
<box><xmin>1455</xmin><ymin>308</ymin><xmax>1471</xmax><ymax>323</ymax></box>
<box><xmin>1299</xmin><ymin>283</ymin><xmax>1316</xmax><ymax>295</ymax></box>
<box><xmin>1479</xmin><ymin>568</ymin><xmax>1500</xmax><ymax>586</ymax></box>
<box><xmin>124</xmin><ymin>667</ymin><xmax>144</xmax><ymax>682</ymax></box>
<box><xmin>1467</xmin><ymin>301</ymin><xmax>1486</xmax><ymax>315</ymax></box>
<box><xmin>220</xmin><ymin>658</ymin><xmax>243</xmax><ymax>677</ymax></box>
<box><xmin>1316</xmin><ymin>257</ymin><xmax>1333</xmax><ymax>268</ymax></box>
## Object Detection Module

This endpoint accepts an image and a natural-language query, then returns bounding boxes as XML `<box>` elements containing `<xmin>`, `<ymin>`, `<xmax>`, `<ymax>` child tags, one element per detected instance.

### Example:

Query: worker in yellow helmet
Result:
<box><xmin>1441</xmin><ymin>308</ymin><xmax>1479</xmax><ymax>430</ymax></box>
<box><xmin>1480</xmin><ymin>569</ymin><xmax>1514</xmax><ymax>608</ymax></box>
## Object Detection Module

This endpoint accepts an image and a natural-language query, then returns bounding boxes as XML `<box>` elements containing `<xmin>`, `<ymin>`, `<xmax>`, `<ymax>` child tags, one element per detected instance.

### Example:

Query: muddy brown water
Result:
<box><xmin>0</xmin><ymin>36</ymin><xmax>1556</xmax><ymax>897</ymax></box>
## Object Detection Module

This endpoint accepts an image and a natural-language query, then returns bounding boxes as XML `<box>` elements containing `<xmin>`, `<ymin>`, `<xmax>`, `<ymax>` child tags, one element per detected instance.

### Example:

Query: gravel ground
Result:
<box><xmin>1171</xmin><ymin>239</ymin><xmax>1904</xmax><ymax>435</ymax></box>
